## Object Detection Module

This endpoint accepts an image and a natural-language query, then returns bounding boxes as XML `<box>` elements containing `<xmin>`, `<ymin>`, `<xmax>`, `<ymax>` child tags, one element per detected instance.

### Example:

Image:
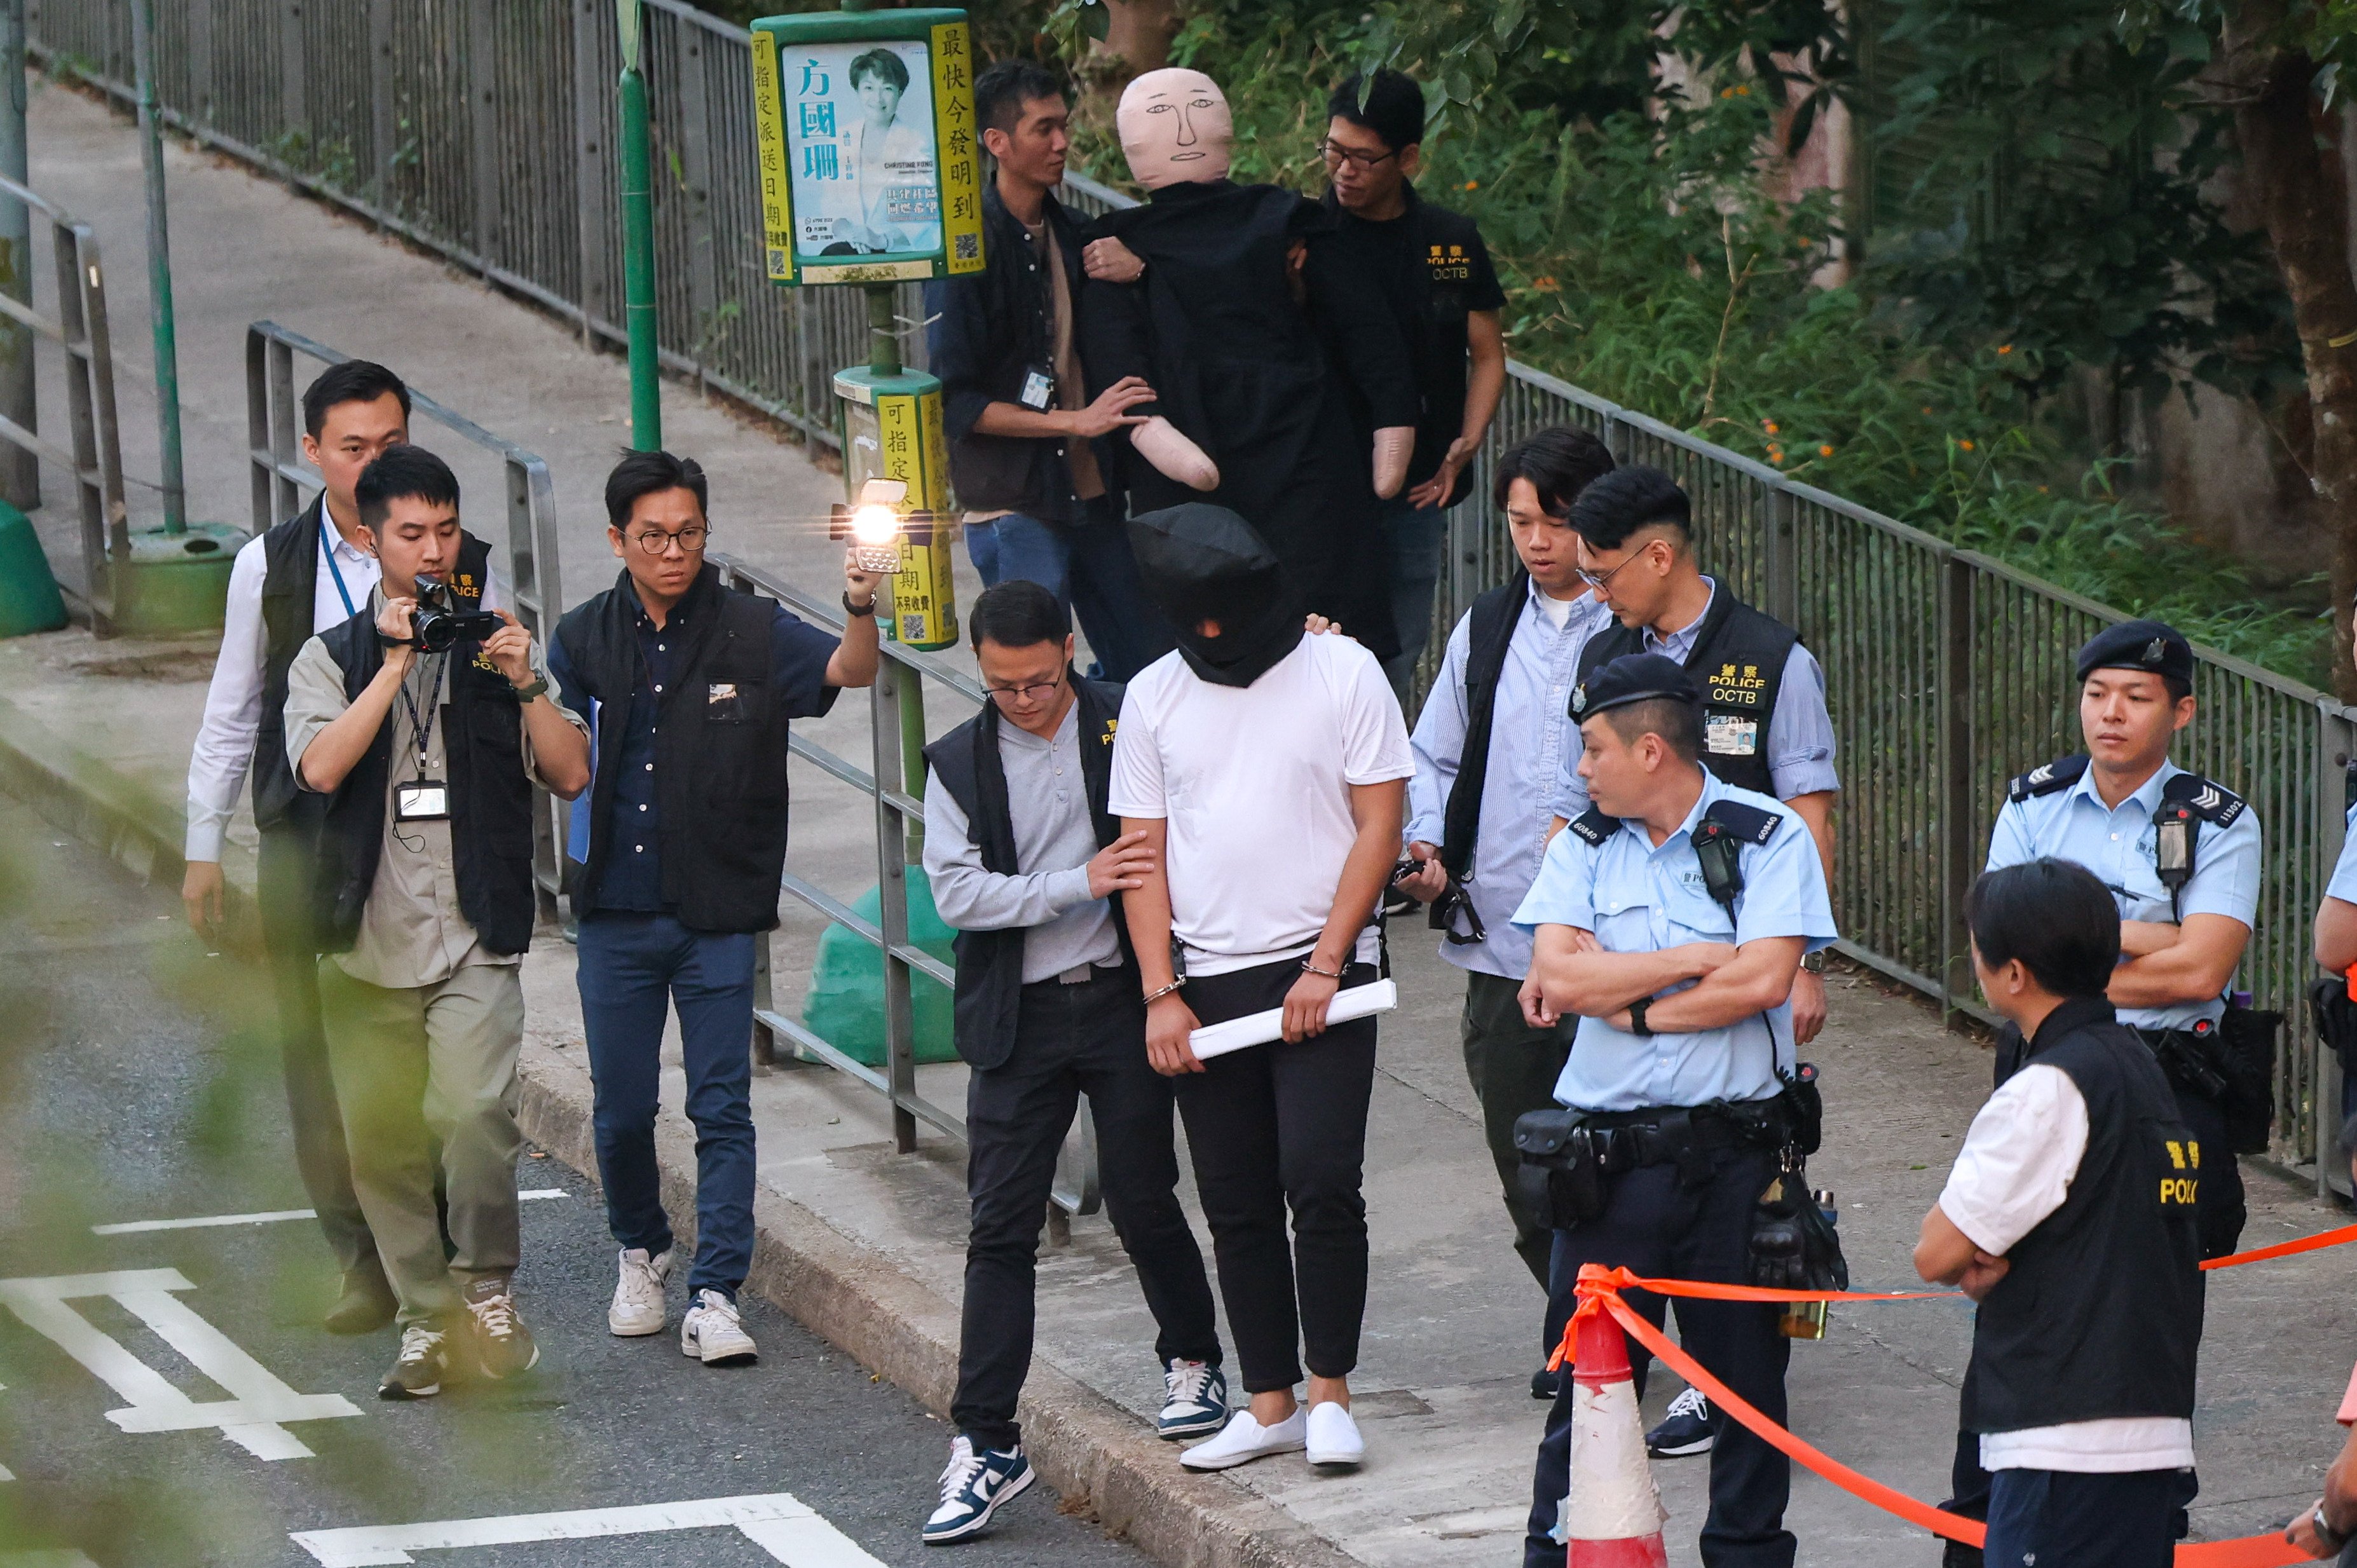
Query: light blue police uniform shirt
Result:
<box><xmin>1405</xmin><ymin>580</ymin><xmax>1613</xmax><ymax>980</ymax></box>
<box><xmin>2328</xmin><ymin>801</ymin><xmax>2357</xmax><ymax>907</ymax></box>
<box><xmin>1985</xmin><ymin>757</ymin><xmax>2262</xmax><ymax>1032</ymax></box>
<box><xmin>1512</xmin><ymin>770</ymin><xmax>1838</xmax><ymax>1113</ymax></box>
<box><xmin>1551</xmin><ymin>579</ymin><xmax>1839</xmax><ymax>820</ymax></box>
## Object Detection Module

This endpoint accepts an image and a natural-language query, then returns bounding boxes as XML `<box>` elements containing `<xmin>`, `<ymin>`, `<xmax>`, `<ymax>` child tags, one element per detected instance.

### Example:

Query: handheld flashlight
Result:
<box><xmin>831</xmin><ymin>478</ymin><xmax>908</xmax><ymax>575</ymax></box>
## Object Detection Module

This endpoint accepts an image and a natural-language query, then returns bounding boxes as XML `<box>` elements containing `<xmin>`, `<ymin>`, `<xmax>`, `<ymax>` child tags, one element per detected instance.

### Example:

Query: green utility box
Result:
<box><xmin>802</xmin><ymin>864</ymin><xmax>961</xmax><ymax>1066</ymax></box>
<box><xmin>0</xmin><ymin>499</ymin><xmax>67</xmax><ymax>637</ymax></box>
<box><xmin>111</xmin><ymin>522</ymin><xmax>246</xmax><ymax>634</ymax></box>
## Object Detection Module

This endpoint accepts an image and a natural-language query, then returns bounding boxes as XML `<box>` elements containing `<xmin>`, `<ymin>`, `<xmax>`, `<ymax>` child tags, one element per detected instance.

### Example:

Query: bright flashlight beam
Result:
<box><xmin>850</xmin><ymin>505</ymin><xmax>902</xmax><ymax>545</ymax></box>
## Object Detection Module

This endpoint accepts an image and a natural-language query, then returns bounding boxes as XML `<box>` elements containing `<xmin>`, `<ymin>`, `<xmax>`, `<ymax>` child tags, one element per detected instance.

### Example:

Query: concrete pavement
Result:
<box><xmin>5</xmin><ymin>70</ymin><xmax>2356</xmax><ymax>1568</ymax></box>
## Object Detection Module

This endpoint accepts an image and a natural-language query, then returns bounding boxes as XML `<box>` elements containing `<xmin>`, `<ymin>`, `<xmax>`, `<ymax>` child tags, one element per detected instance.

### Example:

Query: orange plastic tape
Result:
<box><xmin>2201</xmin><ymin>1220</ymin><xmax>2357</xmax><ymax>1271</ymax></box>
<box><xmin>1569</xmin><ymin>1274</ymin><xmax>2310</xmax><ymax>1567</ymax></box>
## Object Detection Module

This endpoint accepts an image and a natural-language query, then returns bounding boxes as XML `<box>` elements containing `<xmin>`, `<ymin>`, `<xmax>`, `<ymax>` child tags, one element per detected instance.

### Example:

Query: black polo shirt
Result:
<box><xmin>1322</xmin><ymin>182</ymin><xmax>1506</xmax><ymax>505</ymax></box>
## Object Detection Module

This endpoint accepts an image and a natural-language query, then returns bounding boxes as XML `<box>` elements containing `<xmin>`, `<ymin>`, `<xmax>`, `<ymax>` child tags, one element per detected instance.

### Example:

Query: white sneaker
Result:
<box><xmin>1304</xmin><ymin>1401</ymin><xmax>1364</xmax><ymax>1468</ymax></box>
<box><xmin>608</xmin><ymin>1247</ymin><xmax>673</xmax><ymax>1337</ymax></box>
<box><xmin>680</xmin><ymin>1287</ymin><xmax>758</xmax><ymax>1366</ymax></box>
<box><xmin>1178</xmin><ymin>1407</ymin><xmax>1308</xmax><ymax>1470</ymax></box>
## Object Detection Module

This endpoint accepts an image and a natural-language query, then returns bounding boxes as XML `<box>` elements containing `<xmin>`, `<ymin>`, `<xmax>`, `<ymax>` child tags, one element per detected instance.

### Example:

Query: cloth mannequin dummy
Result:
<box><xmin>1081</xmin><ymin>69</ymin><xmax>1419</xmax><ymax>658</ymax></box>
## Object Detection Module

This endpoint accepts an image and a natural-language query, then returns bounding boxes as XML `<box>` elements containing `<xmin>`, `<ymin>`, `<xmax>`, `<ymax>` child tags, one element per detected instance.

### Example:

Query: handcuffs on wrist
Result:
<box><xmin>1142</xmin><ymin>977</ymin><xmax>1187</xmax><ymax>1006</ymax></box>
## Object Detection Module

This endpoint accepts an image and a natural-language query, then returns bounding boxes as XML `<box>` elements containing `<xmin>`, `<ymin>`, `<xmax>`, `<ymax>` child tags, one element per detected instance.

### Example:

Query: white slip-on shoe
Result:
<box><xmin>680</xmin><ymin>1287</ymin><xmax>759</xmax><ymax>1366</ymax></box>
<box><xmin>1178</xmin><ymin>1407</ymin><xmax>1308</xmax><ymax>1470</ymax></box>
<box><xmin>1304</xmin><ymin>1401</ymin><xmax>1364</xmax><ymax>1468</ymax></box>
<box><xmin>608</xmin><ymin>1247</ymin><xmax>673</xmax><ymax>1337</ymax></box>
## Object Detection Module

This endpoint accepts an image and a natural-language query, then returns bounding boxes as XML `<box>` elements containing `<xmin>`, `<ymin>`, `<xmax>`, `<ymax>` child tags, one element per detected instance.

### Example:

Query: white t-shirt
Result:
<box><xmin>1938</xmin><ymin>1062</ymin><xmax>2197</xmax><ymax>1473</ymax></box>
<box><xmin>1108</xmin><ymin>634</ymin><xmax>1413</xmax><ymax>977</ymax></box>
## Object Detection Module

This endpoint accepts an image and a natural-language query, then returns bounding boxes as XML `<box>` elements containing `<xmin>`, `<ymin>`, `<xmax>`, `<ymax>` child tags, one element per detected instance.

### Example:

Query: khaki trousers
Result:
<box><xmin>318</xmin><ymin>959</ymin><xmax>525</xmax><ymax>1328</ymax></box>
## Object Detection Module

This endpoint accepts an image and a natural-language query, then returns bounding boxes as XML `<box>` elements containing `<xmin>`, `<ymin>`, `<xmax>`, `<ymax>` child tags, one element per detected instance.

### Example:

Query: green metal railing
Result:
<box><xmin>40</xmin><ymin>0</ymin><xmax>2354</xmax><ymax>1175</ymax></box>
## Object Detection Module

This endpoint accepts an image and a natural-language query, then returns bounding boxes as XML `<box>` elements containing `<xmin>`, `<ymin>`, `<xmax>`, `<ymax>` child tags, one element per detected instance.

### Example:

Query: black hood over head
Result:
<box><xmin>1128</xmin><ymin>503</ymin><xmax>1304</xmax><ymax>688</ymax></box>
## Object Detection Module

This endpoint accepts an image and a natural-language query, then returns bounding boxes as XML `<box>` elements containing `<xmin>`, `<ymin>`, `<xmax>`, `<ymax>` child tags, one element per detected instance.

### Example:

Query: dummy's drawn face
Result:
<box><xmin>1117</xmin><ymin>69</ymin><xmax>1233</xmax><ymax>189</ymax></box>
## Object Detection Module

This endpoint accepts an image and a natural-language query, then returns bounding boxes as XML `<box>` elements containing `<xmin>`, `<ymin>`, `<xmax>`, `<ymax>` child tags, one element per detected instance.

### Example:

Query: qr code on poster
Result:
<box><xmin>953</xmin><ymin>233</ymin><xmax>980</xmax><ymax>261</ymax></box>
<box><xmin>767</xmin><ymin>246</ymin><xmax>788</xmax><ymax>275</ymax></box>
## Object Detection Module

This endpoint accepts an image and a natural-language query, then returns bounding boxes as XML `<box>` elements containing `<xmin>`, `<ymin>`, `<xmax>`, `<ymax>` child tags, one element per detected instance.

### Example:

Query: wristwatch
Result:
<box><xmin>1629</xmin><ymin>996</ymin><xmax>1654</xmax><ymax>1037</ymax></box>
<box><xmin>510</xmin><ymin>676</ymin><xmax>549</xmax><ymax>701</ymax></box>
<box><xmin>843</xmin><ymin>590</ymin><xmax>878</xmax><ymax>618</ymax></box>
<box><xmin>1800</xmin><ymin>950</ymin><xmax>1827</xmax><ymax>974</ymax></box>
<box><xmin>2313</xmin><ymin>1504</ymin><xmax>2351</xmax><ymax>1554</ymax></box>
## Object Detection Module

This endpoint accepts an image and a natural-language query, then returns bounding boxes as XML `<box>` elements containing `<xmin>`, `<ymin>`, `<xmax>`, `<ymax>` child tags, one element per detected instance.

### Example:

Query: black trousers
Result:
<box><xmin>1173</xmin><ymin>957</ymin><xmax>1379</xmax><ymax>1394</ymax></box>
<box><xmin>952</xmin><ymin>971</ymin><xmax>1220</xmax><ymax>1452</ymax></box>
<box><xmin>257</xmin><ymin>825</ymin><xmax>382</xmax><ymax>1286</ymax></box>
<box><xmin>1526</xmin><ymin>1145</ymin><xmax>1794</xmax><ymax>1568</ymax></box>
<box><xmin>1985</xmin><ymin>1467</ymin><xmax>2190</xmax><ymax>1568</ymax></box>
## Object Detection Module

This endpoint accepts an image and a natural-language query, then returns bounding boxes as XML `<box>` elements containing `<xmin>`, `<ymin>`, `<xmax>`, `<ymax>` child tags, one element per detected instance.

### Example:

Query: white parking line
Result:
<box><xmin>290</xmin><ymin>1492</ymin><xmax>890</xmax><ymax>1566</ymax></box>
<box><xmin>0</xmin><ymin>1269</ymin><xmax>362</xmax><ymax>1460</ymax></box>
<box><xmin>92</xmin><ymin>1191</ymin><xmax>568</xmax><ymax>1236</ymax></box>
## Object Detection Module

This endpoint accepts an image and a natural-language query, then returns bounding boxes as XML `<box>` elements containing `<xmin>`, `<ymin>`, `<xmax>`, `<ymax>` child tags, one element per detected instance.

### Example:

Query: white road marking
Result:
<box><xmin>0</xmin><ymin>1269</ymin><xmax>362</xmax><ymax>1460</ymax></box>
<box><xmin>290</xmin><ymin>1492</ymin><xmax>891</xmax><ymax>1566</ymax></box>
<box><xmin>92</xmin><ymin>1191</ymin><xmax>567</xmax><ymax>1235</ymax></box>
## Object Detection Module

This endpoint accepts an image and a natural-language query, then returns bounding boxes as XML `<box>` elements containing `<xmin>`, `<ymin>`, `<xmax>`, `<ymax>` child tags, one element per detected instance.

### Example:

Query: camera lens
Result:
<box><xmin>416</xmin><ymin>611</ymin><xmax>457</xmax><ymax>653</ymax></box>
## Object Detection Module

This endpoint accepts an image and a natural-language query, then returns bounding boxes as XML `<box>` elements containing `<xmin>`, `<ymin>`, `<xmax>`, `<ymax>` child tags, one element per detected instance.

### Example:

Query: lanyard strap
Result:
<box><xmin>395</xmin><ymin>653</ymin><xmax>449</xmax><ymax>778</ymax></box>
<box><xmin>318</xmin><ymin>514</ymin><xmax>359</xmax><ymax>620</ymax></box>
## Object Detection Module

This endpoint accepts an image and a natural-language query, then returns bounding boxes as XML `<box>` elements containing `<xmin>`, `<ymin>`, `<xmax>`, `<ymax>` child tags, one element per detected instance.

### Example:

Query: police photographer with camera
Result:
<box><xmin>1512</xmin><ymin>653</ymin><xmax>1836</xmax><ymax>1568</ymax></box>
<box><xmin>286</xmin><ymin>444</ymin><xmax>589</xmax><ymax>1400</ymax></box>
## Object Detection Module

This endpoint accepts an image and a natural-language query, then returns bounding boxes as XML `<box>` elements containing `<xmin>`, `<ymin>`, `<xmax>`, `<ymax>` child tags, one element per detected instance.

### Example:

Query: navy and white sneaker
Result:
<box><xmin>1156</xmin><ymin>1357</ymin><xmax>1229</xmax><ymax>1439</ymax></box>
<box><xmin>922</xmin><ymin>1435</ymin><xmax>1034</xmax><ymax>1544</ymax></box>
<box><xmin>1645</xmin><ymin>1384</ymin><xmax>1715</xmax><ymax>1457</ymax></box>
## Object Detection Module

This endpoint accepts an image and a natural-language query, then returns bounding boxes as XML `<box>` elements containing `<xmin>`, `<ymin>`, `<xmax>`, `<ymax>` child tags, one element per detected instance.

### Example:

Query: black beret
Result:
<box><xmin>1569</xmin><ymin>653</ymin><xmax>1698</xmax><ymax>720</ymax></box>
<box><xmin>2074</xmin><ymin>619</ymin><xmax>2193</xmax><ymax>686</ymax></box>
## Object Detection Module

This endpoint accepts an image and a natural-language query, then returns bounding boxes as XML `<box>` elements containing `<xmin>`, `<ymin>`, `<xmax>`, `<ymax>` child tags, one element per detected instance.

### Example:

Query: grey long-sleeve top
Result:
<box><xmin>921</xmin><ymin>701</ymin><xmax>1121</xmax><ymax>985</ymax></box>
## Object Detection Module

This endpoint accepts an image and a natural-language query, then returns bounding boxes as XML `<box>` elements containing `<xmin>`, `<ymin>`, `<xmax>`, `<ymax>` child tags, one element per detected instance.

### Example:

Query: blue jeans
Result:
<box><xmin>1381</xmin><ymin>493</ymin><xmax>1448</xmax><ymax>697</ymax></box>
<box><xmin>576</xmin><ymin>911</ymin><xmax>756</xmax><ymax>1299</ymax></box>
<box><xmin>967</xmin><ymin>501</ymin><xmax>1175</xmax><ymax>681</ymax></box>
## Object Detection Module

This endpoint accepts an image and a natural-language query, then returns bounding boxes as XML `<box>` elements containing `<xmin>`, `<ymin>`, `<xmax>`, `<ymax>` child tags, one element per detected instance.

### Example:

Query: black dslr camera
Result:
<box><xmin>406</xmin><ymin>576</ymin><xmax>500</xmax><ymax>653</ymax></box>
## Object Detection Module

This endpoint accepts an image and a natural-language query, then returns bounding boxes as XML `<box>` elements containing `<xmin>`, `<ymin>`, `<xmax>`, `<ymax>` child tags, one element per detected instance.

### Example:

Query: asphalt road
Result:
<box><xmin>0</xmin><ymin>794</ymin><xmax>1149</xmax><ymax>1568</ymax></box>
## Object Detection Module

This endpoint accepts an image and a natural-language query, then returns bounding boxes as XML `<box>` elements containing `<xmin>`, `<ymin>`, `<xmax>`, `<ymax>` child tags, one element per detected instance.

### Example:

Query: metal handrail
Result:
<box><xmin>0</xmin><ymin>168</ymin><xmax>129</xmax><ymax>629</ymax></box>
<box><xmin>243</xmin><ymin>321</ymin><xmax>568</xmax><ymax>923</ymax></box>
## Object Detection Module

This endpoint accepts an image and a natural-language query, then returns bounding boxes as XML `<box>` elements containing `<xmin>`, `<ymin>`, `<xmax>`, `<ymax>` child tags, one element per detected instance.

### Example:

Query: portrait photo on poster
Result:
<box><xmin>784</xmin><ymin>40</ymin><xmax>942</xmax><ymax>259</ymax></box>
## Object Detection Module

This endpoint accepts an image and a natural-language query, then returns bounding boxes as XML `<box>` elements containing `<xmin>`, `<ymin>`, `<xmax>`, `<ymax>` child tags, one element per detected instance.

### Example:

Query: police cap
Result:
<box><xmin>2073</xmin><ymin>619</ymin><xmax>2193</xmax><ymax>686</ymax></box>
<box><xmin>1569</xmin><ymin>653</ymin><xmax>1699</xmax><ymax>720</ymax></box>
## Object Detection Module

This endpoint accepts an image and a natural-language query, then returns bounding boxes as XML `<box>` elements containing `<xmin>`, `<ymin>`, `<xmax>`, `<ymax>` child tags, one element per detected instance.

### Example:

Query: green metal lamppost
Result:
<box><xmin>617</xmin><ymin>0</ymin><xmax>660</xmax><ymax>452</ymax></box>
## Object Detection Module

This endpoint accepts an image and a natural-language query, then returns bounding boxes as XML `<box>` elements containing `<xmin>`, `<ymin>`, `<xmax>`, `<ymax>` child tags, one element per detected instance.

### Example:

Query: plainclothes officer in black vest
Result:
<box><xmin>1395</xmin><ymin>427</ymin><xmax>1613</xmax><ymax>1395</ymax></box>
<box><xmin>1550</xmin><ymin>461</ymin><xmax>1840</xmax><ymax>1458</ymax></box>
<box><xmin>914</xmin><ymin>580</ymin><xmax>1225</xmax><ymax>1543</ymax></box>
<box><xmin>1513</xmin><ymin>653</ymin><xmax>1836</xmax><ymax>1568</ymax></box>
<box><xmin>1915</xmin><ymin>858</ymin><xmax>2203</xmax><ymax>1568</ymax></box>
<box><xmin>285</xmin><ymin>445</ymin><xmax>590</xmax><ymax>1399</ymax></box>
<box><xmin>546</xmin><ymin>451</ymin><xmax>880</xmax><ymax>1369</ymax></box>
<box><xmin>183</xmin><ymin>360</ymin><xmax>420</xmax><ymax>1333</ymax></box>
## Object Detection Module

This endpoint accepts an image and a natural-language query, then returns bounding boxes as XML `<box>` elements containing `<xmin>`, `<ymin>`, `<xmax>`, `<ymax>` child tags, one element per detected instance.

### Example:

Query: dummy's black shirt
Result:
<box><xmin>1323</xmin><ymin>184</ymin><xmax>1505</xmax><ymax>503</ymax></box>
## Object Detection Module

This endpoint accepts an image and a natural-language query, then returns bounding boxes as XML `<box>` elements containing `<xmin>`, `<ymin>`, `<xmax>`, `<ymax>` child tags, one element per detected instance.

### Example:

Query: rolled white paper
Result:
<box><xmin>1187</xmin><ymin>979</ymin><xmax>1399</xmax><ymax>1060</ymax></box>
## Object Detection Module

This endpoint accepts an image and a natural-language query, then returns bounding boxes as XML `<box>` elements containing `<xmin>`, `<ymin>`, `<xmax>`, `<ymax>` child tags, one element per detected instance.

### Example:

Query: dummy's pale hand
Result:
<box><xmin>1372</xmin><ymin>426</ymin><xmax>1414</xmax><ymax>500</ymax></box>
<box><xmin>1790</xmin><ymin>967</ymin><xmax>1828</xmax><ymax>1046</ymax></box>
<box><xmin>1086</xmin><ymin>829</ymin><xmax>1156</xmax><ymax>899</ymax></box>
<box><xmin>1133</xmin><ymin>415</ymin><xmax>1220</xmax><ymax>491</ymax></box>
<box><xmin>1408</xmin><ymin>435</ymin><xmax>1478</xmax><ymax>509</ymax></box>
<box><xmin>1083</xmin><ymin>236</ymin><xmax>1145</xmax><ymax>283</ymax></box>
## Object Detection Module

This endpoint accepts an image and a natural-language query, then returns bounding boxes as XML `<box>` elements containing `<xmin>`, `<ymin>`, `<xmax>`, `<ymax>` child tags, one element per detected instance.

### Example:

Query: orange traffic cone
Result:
<box><xmin>1562</xmin><ymin>1303</ymin><xmax>1669</xmax><ymax>1568</ymax></box>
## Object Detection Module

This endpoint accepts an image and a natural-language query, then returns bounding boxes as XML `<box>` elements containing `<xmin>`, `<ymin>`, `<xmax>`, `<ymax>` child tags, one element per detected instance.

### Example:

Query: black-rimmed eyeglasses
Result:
<box><xmin>1319</xmin><ymin>139</ymin><xmax>1400</xmax><ymax>170</ymax></box>
<box><xmin>627</xmin><ymin>524</ymin><xmax>709</xmax><ymax>555</ymax></box>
